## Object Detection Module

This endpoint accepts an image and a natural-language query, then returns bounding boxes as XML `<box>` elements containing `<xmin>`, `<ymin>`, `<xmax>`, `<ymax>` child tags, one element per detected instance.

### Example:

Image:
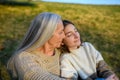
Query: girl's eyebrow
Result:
<box><xmin>65</xmin><ymin>28</ymin><xmax>77</xmax><ymax>35</ymax></box>
<box><xmin>65</xmin><ymin>31</ymin><xmax>72</xmax><ymax>35</ymax></box>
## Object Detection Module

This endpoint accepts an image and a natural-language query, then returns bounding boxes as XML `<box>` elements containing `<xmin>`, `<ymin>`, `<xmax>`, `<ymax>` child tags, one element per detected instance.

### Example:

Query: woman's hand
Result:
<box><xmin>105</xmin><ymin>74</ymin><xmax>119</xmax><ymax>80</ymax></box>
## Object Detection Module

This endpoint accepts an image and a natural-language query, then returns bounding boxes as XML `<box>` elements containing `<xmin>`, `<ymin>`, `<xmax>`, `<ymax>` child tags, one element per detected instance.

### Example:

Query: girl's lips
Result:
<box><xmin>75</xmin><ymin>38</ymin><xmax>80</xmax><ymax>42</ymax></box>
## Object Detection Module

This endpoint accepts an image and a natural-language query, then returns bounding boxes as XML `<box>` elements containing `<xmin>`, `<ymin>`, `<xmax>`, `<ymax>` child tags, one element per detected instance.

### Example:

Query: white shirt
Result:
<box><xmin>60</xmin><ymin>42</ymin><xmax>103</xmax><ymax>79</ymax></box>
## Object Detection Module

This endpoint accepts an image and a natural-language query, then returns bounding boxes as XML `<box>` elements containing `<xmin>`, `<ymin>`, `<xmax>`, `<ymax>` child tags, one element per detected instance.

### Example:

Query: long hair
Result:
<box><xmin>17</xmin><ymin>12</ymin><xmax>61</xmax><ymax>53</ymax></box>
<box><xmin>7</xmin><ymin>12</ymin><xmax>61</xmax><ymax>78</ymax></box>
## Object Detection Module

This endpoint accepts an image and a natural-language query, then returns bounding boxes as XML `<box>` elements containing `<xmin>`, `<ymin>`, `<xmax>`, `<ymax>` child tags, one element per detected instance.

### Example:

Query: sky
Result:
<box><xmin>42</xmin><ymin>0</ymin><xmax>120</xmax><ymax>5</ymax></box>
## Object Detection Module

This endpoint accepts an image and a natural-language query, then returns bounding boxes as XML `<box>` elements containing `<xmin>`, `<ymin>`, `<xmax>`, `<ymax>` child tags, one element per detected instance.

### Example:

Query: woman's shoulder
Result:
<box><xmin>18</xmin><ymin>51</ymin><xmax>31</xmax><ymax>56</ymax></box>
<box><xmin>13</xmin><ymin>51</ymin><xmax>34</xmax><ymax>61</ymax></box>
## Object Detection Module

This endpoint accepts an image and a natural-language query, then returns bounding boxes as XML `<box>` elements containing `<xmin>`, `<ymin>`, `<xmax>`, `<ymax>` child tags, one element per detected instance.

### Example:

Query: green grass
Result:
<box><xmin>0</xmin><ymin>1</ymin><xmax>120</xmax><ymax>79</ymax></box>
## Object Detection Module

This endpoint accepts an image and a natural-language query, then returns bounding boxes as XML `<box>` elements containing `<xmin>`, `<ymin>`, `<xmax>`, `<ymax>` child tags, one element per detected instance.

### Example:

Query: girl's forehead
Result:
<box><xmin>64</xmin><ymin>24</ymin><xmax>75</xmax><ymax>30</ymax></box>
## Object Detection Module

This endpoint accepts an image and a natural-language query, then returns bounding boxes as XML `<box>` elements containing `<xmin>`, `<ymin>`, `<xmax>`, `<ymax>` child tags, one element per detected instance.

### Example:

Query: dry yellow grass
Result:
<box><xmin>0</xmin><ymin>1</ymin><xmax>120</xmax><ymax>79</ymax></box>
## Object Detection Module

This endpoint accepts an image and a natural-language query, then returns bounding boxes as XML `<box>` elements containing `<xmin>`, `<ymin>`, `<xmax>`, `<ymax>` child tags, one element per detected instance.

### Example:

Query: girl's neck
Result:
<box><xmin>68</xmin><ymin>46</ymin><xmax>80</xmax><ymax>51</ymax></box>
<box><xmin>37</xmin><ymin>42</ymin><xmax>55</xmax><ymax>56</ymax></box>
<box><xmin>69</xmin><ymin>47</ymin><xmax>77</xmax><ymax>51</ymax></box>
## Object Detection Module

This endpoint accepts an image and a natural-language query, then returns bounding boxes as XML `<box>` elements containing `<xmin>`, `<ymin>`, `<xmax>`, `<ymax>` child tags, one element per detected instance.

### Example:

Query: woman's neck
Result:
<box><xmin>37</xmin><ymin>42</ymin><xmax>55</xmax><ymax>56</ymax></box>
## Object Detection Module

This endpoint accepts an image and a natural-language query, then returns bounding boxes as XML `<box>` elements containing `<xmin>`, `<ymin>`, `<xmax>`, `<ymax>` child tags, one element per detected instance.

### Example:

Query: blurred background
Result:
<box><xmin>0</xmin><ymin>0</ymin><xmax>120</xmax><ymax>79</ymax></box>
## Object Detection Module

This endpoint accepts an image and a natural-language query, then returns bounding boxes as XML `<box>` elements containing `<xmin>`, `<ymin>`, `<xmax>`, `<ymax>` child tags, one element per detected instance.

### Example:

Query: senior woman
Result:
<box><xmin>7</xmin><ymin>12</ymin><xmax>66</xmax><ymax>80</ymax></box>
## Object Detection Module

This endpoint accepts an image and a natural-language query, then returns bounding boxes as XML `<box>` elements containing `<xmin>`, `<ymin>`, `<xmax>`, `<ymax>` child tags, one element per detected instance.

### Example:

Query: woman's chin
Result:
<box><xmin>55</xmin><ymin>44</ymin><xmax>61</xmax><ymax>48</ymax></box>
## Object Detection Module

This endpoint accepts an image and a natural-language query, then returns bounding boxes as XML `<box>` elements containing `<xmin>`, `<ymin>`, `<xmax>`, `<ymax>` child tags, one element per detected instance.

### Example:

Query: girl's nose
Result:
<box><xmin>74</xmin><ymin>33</ymin><xmax>79</xmax><ymax>38</ymax></box>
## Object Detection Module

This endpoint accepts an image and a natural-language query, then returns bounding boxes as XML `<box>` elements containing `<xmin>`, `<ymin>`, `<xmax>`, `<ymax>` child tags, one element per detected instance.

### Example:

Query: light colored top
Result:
<box><xmin>8</xmin><ymin>49</ymin><xmax>65</xmax><ymax>80</ymax></box>
<box><xmin>60</xmin><ymin>42</ymin><xmax>104</xmax><ymax>79</ymax></box>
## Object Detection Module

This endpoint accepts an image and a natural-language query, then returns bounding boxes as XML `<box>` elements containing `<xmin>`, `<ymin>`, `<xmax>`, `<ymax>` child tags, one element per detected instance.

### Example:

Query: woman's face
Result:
<box><xmin>63</xmin><ymin>24</ymin><xmax>81</xmax><ymax>50</ymax></box>
<box><xmin>48</xmin><ymin>20</ymin><xmax>65</xmax><ymax>48</ymax></box>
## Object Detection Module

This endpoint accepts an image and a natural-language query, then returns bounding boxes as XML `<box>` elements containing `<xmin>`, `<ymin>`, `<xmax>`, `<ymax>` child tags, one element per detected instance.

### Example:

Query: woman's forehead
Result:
<box><xmin>56</xmin><ymin>20</ymin><xmax>64</xmax><ymax>30</ymax></box>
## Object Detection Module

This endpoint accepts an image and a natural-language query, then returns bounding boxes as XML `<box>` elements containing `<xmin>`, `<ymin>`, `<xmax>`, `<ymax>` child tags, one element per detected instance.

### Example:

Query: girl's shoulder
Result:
<box><xmin>60</xmin><ymin>52</ymin><xmax>71</xmax><ymax>61</ymax></box>
<box><xmin>61</xmin><ymin>52</ymin><xmax>70</xmax><ymax>57</ymax></box>
<box><xmin>82</xmin><ymin>42</ymin><xmax>95</xmax><ymax>49</ymax></box>
<box><xmin>82</xmin><ymin>42</ymin><xmax>92</xmax><ymax>46</ymax></box>
<box><xmin>81</xmin><ymin>42</ymin><xmax>97</xmax><ymax>54</ymax></box>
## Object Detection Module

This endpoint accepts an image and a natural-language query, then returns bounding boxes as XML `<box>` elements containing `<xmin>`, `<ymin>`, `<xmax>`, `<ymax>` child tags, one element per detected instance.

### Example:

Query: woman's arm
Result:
<box><xmin>105</xmin><ymin>74</ymin><xmax>119</xmax><ymax>80</ymax></box>
<box><xmin>97</xmin><ymin>60</ymin><xmax>119</xmax><ymax>80</ymax></box>
<box><xmin>97</xmin><ymin>60</ymin><xmax>114</xmax><ymax>78</ymax></box>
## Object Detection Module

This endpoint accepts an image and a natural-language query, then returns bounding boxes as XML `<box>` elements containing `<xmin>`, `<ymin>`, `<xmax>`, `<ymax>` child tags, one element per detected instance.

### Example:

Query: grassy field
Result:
<box><xmin>0</xmin><ymin>1</ymin><xmax>120</xmax><ymax>79</ymax></box>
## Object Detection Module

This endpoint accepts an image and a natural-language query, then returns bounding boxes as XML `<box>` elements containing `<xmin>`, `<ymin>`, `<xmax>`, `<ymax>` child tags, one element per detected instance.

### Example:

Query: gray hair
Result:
<box><xmin>7</xmin><ymin>12</ymin><xmax>61</xmax><ymax>77</ymax></box>
<box><xmin>17</xmin><ymin>12</ymin><xmax>61</xmax><ymax>53</ymax></box>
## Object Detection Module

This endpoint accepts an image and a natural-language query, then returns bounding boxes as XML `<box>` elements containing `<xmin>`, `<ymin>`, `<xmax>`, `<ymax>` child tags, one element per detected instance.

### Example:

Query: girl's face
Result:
<box><xmin>63</xmin><ymin>24</ymin><xmax>81</xmax><ymax>50</ymax></box>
